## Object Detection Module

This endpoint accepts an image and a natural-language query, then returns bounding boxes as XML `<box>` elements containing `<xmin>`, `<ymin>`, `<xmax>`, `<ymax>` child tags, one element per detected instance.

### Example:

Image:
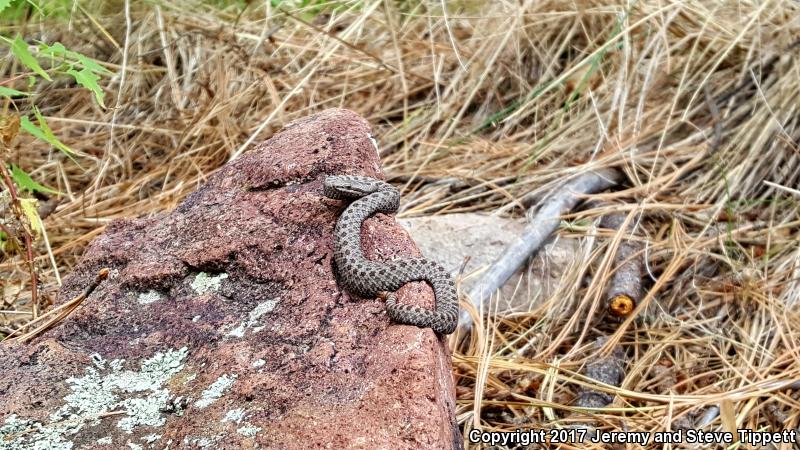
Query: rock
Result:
<box><xmin>399</xmin><ymin>214</ymin><xmax>579</xmax><ymax>314</ymax></box>
<box><xmin>398</xmin><ymin>214</ymin><xmax>525</xmax><ymax>277</ymax></box>
<box><xmin>0</xmin><ymin>109</ymin><xmax>460</xmax><ymax>450</ymax></box>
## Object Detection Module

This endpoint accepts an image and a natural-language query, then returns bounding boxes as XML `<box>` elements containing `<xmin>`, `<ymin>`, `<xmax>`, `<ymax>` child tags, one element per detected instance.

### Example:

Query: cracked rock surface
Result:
<box><xmin>0</xmin><ymin>108</ymin><xmax>460</xmax><ymax>450</ymax></box>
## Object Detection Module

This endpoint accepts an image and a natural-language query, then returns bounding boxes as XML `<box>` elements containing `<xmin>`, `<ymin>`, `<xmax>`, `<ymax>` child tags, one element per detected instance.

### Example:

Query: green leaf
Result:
<box><xmin>67</xmin><ymin>67</ymin><xmax>104</xmax><ymax>107</ymax></box>
<box><xmin>39</xmin><ymin>41</ymin><xmax>113</xmax><ymax>75</ymax></box>
<box><xmin>0</xmin><ymin>0</ymin><xmax>12</xmax><ymax>14</ymax></box>
<box><xmin>19</xmin><ymin>197</ymin><xmax>42</xmax><ymax>237</ymax></box>
<box><xmin>0</xmin><ymin>229</ymin><xmax>7</xmax><ymax>254</ymax></box>
<box><xmin>11</xmin><ymin>35</ymin><xmax>51</xmax><ymax>81</ymax></box>
<box><xmin>9</xmin><ymin>164</ymin><xmax>60</xmax><ymax>195</ymax></box>
<box><xmin>42</xmin><ymin>41</ymin><xmax>66</xmax><ymax>54</ymax></box>
<box><xmin>20</xmin><ymin>107</ymin><xmax>76</xmax><ymax>157</ymax></box>
<box><xmin>0</xmin><ymin>86</ymin><xmax>31</xmax><ymax>97</ymax></box>
<box><xmin>38</xmin><ymin>41</ymin><xmax>67</xmax><ymax>60</ymax></box>
<box><xmin>76</xmin><ymin>53</ymin><xmax>113</xmax><ymax>75</ymax></box>
<box><xmin>32</xmin><ymin>106</ymin><xmax>74</xmax><ymax>154</ymax></box>
<box><xmin>20</xmin><ymin>116</ymin><xmax>47</xmax><ymax>140</ymax></box>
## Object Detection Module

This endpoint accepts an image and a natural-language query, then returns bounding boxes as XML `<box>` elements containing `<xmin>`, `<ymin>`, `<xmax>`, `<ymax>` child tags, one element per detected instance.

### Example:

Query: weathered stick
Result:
<box><xmin>568</xmin><ymin>336</ymin><xmax>627</xmax><ymax>444</ymax></box>
<box><xmin>459</xmin><ymin>168</ymin><xmax>621</xmax><ymax>330</ymax></box>
<box><xmin>574</xmin><ymin>336</ymin><xmax>626</xmax><ymax>408</ymax></box>
<box><xmin>600</xmin><ymin>209</ymin><xmax>644</xmax><ymax>318</ymax></box>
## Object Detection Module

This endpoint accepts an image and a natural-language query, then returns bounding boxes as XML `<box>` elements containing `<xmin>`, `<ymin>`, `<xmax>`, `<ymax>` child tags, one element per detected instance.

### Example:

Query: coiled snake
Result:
<box><xmin>324</xmin><ymin>175</ymin><xmax>459</xmax><ymax>335</ymax></box>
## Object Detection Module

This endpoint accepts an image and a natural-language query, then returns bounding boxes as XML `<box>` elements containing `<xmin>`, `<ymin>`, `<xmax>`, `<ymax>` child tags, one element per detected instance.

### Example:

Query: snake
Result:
<box><xmin>323</xmin><ymin>175</ymin><xmax>459</xmax><ymax>335</ymax></box>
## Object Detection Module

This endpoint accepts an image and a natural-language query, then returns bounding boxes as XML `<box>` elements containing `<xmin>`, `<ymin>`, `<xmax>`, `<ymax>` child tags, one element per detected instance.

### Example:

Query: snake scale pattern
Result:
<box><xmin>324</xmin><ymin>175</ymin><xmax>459</xmax><ymax>335</ymax></box>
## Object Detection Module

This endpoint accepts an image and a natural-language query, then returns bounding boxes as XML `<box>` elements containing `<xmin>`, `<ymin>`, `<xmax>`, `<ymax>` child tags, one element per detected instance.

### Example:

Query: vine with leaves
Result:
<box><xmin>1</xmin><ymin>0</ymin><xmax>113</xmax><ymax>324</ymax></box>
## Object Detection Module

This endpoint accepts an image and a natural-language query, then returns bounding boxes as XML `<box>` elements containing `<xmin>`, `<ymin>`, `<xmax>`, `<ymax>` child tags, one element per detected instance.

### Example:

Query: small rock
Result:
<box><xmin>400</xmin><ymin>214</ymin><xmax>579</xmax><ymax>314</ymax></box>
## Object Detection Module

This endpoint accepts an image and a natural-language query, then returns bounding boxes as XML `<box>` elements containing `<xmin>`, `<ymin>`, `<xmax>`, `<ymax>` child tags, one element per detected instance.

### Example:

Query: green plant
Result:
<box><xmin>1</xmin><ymin>0</ymin><xmax>114</xmax><ymax>315</ymax></box>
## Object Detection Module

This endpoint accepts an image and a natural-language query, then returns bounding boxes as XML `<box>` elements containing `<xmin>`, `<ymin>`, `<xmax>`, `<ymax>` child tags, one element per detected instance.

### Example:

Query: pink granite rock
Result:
<box><xmin>0</xmin><ymin>109</ymin><xmax>461</xmax><ymax>449</ymax></box>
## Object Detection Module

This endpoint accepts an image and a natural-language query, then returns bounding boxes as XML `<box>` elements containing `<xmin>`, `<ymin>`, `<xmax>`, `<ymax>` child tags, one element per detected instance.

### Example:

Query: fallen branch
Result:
<box><xmin>568</xmin><ymin>337</ymin><xmax>627</xmax><ymax>444</ymax></box>
<box><xmin>459</xmin><ymin>168</ymin><xmax>621</xmax><ymax>331</ymax></box>
<box><xmin>599</xmin><ymin>208</ymin><xmax>644</xmax><ymax>318</ymax></box>
<box><xmin>574</xmin><ymin>337</ymin><xmax>626</xmax><ymax>408</ymax></box>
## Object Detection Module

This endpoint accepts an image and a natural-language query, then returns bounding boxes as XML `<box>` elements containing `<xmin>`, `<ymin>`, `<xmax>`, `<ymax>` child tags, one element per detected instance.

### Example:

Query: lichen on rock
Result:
<box><xmin>0</xmin><ymin>347</ymin><xmax>188</xmax><ymax>449</ymax></box>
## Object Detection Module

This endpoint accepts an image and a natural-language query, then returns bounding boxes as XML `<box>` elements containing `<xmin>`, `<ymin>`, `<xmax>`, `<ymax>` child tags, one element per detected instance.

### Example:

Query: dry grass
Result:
<box><xmin>2</xmin><ymin>0</ymin><xmax>800</xmax><ymax>447</ymax></box>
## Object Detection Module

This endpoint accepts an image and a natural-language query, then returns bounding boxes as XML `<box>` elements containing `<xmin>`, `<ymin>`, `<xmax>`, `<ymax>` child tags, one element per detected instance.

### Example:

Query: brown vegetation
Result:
<box><xmin>2</xmin><ymin>1</ymin><xmax>799</xmax><ymax>447</ymax></box>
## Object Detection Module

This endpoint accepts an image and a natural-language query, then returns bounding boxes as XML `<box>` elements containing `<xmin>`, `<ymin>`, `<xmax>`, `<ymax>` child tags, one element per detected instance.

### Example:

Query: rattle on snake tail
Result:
<box><xmin>323</xmin><ymin>175</ymin><xmax>459</xmax><ymax>335</ymax></box>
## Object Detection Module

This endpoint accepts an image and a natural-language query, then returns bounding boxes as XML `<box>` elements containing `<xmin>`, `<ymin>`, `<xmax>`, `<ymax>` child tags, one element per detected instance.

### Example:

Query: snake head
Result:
<box><xmin>323</xmin><ymin>175</ymin><xmax>381</xmax><ymax>199</ymax></box>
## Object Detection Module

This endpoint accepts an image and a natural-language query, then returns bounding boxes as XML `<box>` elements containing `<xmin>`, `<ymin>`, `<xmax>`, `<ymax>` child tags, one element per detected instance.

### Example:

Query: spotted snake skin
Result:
<box><xmin>324</xmin><ymin>175</ymin><xmax>459</xmax><ymax>335</ymax></box>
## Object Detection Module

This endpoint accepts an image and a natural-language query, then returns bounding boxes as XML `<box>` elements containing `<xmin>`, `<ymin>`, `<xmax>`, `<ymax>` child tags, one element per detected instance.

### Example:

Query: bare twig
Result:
<box><xmin>459</xmin><ymin>168</ymin><xmax>621</xmax><ymax>330</ymax></box>
<box><xmin>4</xmin><ymin>268</ymin><xmax>110</xmax><ymax>344</ymax></box>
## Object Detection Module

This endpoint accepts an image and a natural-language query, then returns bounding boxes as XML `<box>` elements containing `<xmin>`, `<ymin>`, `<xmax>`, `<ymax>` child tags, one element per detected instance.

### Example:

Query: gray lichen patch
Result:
<box><xmin>183</xmin><ymin>436</ymin><xmax>218</xmax><ymax>448</ymax></box>
<box><xmin>141</xmin><ymin>434</ymin><xmax>161</xmax><ymax>444</ymax></box>
<box><xmin>193</xmin><ymin>374</ymin><xmax>237</xmax><ymax>409</ymax></box>
<box><xmin>222</xmin><ymin>408</ymin><xmax>245</xmax><ymax>424</ymax></box>
<box><xmin>190</xmin><ymin>272</ymin><xmax>228</xmax><ymax>294</ymax></box>
<box><xmin>1</xmin><ymin>348</ymin><xmax>189</xmax><ymax>449</ymax></box>
<box><xmin>236</xmin><ymin>423</ymin><xmax>262</xmax><ymax>437</ymax></box>
<box><xmin>66</xmin><ymin>347</ymin><xmax>188</xmax><ymax>430</ymax></box>
<box><xmin>136</xmin><ymin>291</ymin><xmax>162</xmax><ymax>305</ymax></box>
<box><xmin>0</xmin><ymin>414</ymin><xmax>74</xmax><ymax>450</ymax></box>
<box><xmin>225</xmin><ymin>299</ymin><xmax>280</xmax><ymax>338</ymax></box>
